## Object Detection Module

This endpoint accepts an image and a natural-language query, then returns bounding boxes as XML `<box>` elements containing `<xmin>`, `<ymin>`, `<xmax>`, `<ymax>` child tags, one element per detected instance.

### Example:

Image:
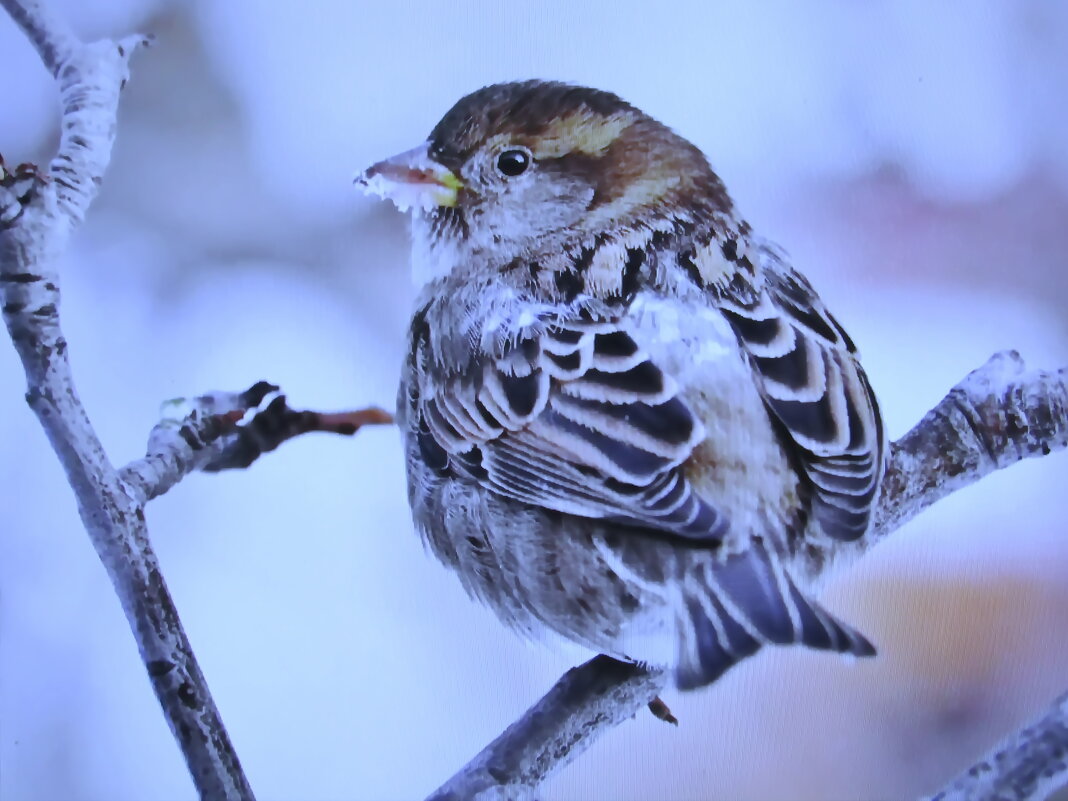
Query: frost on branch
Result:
<box><xmin>122</xmin><ymin>381</ymin><xmax>391</xmax><ymax>503</ymax></box>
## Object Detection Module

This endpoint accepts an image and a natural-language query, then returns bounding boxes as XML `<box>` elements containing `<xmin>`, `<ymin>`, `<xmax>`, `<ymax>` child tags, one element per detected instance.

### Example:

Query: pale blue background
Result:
<box><xmin>2</xmin><ymin>1</ymin><xmax>1068</xmax><ymax>799</ymax></box>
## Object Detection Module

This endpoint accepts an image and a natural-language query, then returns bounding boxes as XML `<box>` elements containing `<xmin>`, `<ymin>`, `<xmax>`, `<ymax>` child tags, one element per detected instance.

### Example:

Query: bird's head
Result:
<box><xmin>357</xmin><ymin>81</ymin><xmax>733</xmax><ymax>283</ymax></box>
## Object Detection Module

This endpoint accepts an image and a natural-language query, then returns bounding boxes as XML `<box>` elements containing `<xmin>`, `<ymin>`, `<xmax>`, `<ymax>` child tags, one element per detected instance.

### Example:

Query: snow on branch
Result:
<box><xmin>120</xmin><ymin>382</ymin><xmax>390</xmax><ymax>503</ymax></box>
<box><xmin>869</xmin><ymin>351</ymin><xmax>1068</xmax><ymax>551</ymax></box>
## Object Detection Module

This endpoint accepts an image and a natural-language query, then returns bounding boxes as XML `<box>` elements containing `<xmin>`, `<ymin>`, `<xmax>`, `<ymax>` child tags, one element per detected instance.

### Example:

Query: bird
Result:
<box><xmin>356</xmin><ymin>80</ymin><xmax>886</xmax><ymax>689</ymax></box>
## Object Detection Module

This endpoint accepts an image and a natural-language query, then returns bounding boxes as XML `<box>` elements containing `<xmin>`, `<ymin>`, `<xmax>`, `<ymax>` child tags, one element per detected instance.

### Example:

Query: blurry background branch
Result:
<box><xmin>428</xmin><ymin>351</ymin><xmax>1068</xmax><ymax>801</ymax></box>
<box><xmin>928</xmin><ymin>687</ymin><xmax>1068</xmax><ymax>801</ymax></box>
<box><xmin>0</xmin><ymin>1</ymin><xmax>387</xmax><ymax>798</ymax></box>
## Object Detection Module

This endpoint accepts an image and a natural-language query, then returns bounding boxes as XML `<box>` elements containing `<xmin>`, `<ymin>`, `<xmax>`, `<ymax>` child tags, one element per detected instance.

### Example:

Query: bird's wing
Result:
<box><xmin>717</xmin><ymin>249</ymin><xmax>886</xmax><ymax>542</ymax></box>
<box><xmin>412</xmin><ymin>309</ymin><xmax>727</xmax><ymax>542</ymax></box>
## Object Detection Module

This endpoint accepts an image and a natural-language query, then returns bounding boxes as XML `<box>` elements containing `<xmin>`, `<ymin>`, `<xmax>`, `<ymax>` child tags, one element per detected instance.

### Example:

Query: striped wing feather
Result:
<box><xmin>409</xmin><ymin>252</ymin><xmax>883</xmax><ymax>689</ymax></box>
<box><xmin>720</xmin><ymin>263</ymin><xmax>886</xmax><ymax>542</ymax></box>
<box><xmin>417</xmin><ymin>316</ymin><xmax>727</xmax><ymax>541</ymax></box>
<box><xmin>670</xmin><ymin>257</ymin><xmax>884</xmax><ymax>687</ymax></box>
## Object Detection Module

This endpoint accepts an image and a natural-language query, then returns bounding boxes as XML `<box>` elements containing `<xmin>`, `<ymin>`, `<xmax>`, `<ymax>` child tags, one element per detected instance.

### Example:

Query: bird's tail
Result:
<box><xmin>675</xmin><ymin>541</ymin><xmax>875</xmax><ymax>689</ymax></box>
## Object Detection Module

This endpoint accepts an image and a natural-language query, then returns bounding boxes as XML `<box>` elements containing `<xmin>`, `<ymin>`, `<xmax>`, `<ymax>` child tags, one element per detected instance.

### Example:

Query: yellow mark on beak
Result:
<box><xmin>355</xmin><ymin>143</ymin><xmax>463</xmax><ymax>212</ymax></box>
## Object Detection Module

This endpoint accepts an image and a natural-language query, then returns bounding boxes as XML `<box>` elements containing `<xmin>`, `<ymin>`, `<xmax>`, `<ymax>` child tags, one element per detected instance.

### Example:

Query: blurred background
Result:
<box><xmin>2</xmin><ymin>1</ymin><xmax>1068</xmax><ymax>799</ymax></box>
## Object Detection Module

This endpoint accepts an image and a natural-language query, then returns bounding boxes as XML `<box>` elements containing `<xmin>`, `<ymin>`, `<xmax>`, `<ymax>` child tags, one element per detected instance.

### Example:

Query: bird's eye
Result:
<box><xmin>495</xmin><ymin>148</ymin><xmax>532</xmax><ymax>177</ymax></box>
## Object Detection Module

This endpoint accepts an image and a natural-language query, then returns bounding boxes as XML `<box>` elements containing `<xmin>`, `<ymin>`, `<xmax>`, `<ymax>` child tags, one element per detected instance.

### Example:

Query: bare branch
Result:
<box><xmin>426</xmin><ymin>656</ymin><xmax>666</xmax><ymax>801</ymax></box>
<box><xmin>925</xmin><ymin>689</ymin><xmax>1068</xmax><ymax>801</ymax></box>
<box><xmin>120</xmin><ymin>382</ymin><xmax>392</xmax><ymax>503</ymax></box>
<box><xmin>426</xmin><ymin>350</ymin><xmax>1068</xmax><ymax>800</ymax></box>
<box><xmin>1</xmin><ymin>2</ymin><xmax>251</xmax><ymax>798</ymax></box>
<box><xmin>0</xmin><ymin>0</ymin><xmax>77</xmax><ymax>80</ymax></box>
<box><xmin>867</xmin><ymin>351</ymin><xmax>1068</xmax><ymax>551</ymax></box>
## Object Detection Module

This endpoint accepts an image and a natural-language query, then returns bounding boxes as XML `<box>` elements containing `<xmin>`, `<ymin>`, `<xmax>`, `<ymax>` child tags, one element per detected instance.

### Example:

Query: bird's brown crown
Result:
<box><xmin>429</xmin><ymin>81</ymin><xmax>639</xmax><ymax>164</ymax></box>
<box><xmin>428</xmin><ymin>80</ymin><xmax>732</xmax><ymax>220</ymax></box>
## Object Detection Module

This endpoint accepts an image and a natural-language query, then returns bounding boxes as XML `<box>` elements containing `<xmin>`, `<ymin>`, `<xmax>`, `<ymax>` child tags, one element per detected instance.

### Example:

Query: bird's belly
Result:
<box><xmin>408</xmin><ymin>467</ymin><xmax>677</xmax><ymax>663</ymax></box>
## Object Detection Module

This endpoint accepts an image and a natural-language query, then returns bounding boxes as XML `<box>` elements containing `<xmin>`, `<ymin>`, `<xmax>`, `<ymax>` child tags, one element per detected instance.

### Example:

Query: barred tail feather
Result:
<box><xmin>675</xmin><ymin>542</ymin><xmax>875</xmax><ymax>689</ymax></box>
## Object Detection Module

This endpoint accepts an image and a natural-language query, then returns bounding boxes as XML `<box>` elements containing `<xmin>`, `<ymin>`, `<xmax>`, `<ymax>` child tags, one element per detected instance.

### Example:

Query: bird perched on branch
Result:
<box><xmin>357</xmin><ymin>80</ymin><xmax>886</xmax><ymax>689</ymax></box>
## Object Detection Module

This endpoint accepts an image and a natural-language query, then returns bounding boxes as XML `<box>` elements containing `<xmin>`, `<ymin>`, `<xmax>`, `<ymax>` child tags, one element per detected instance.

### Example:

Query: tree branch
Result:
<box><xmin>926</xmin><ymin>689</ymin><xmax>1068</xmax><ymax>801</ymax></box>
<box><xmin>0</xmin><ymin>3</ymin><xmax>256</xmax><ymax>797</ymax></box>
<box><xmin>1</xmin><ymin>3</ymin><xmax>387</xmax><ymax>798</ymax></box>
<box><xmin>426</xmin><ymin>656</ymin><xmax>663</xmax><ymax>801</ymax></box>
<box><xmin>119</xmin><ymin>381</ymin><xmax>391</xmax><ymax>503</ymax></box>
<box><xmin>868</xmin><ymin>351</ymin><xmax>1068</xmax><ymax>551</ymax></box>
<box><xmin>426</xmin><ymin>351</ymin><xmax>1068</xmax><ymax>800</ymax></box>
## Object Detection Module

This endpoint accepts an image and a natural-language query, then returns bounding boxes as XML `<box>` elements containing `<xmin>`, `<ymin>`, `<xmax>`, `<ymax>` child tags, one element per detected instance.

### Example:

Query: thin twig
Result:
<box><xmin>202</xmin><ymin>391</ymin><xmax>392</xmax><ymax>472</ymax></box>
<box><xmin>119</xmin><ymin>381</ymin><xmax>392</xmax><ymax>502</ymax></box>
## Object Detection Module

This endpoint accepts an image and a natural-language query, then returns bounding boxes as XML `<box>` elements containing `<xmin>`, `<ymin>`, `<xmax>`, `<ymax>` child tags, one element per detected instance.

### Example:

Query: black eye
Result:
<box><xmin>496</xmin><ymin>148</ymin><xmax>531</xmax><ymax>177</ymax></box>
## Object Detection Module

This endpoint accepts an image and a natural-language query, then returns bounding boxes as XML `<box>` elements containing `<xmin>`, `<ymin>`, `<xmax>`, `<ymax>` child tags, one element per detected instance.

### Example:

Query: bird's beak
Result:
<box><xmin>355</xmin><ymin>143</ymin><xmax>463</xmax><ymax>212</ymax></box>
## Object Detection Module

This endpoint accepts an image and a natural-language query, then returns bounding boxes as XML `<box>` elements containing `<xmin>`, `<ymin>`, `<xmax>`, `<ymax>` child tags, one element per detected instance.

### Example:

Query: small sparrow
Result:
<box><xmin>357</xmin><ymin>81</ymin><xmax>885</xmax><ymax>689</ymax></box>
